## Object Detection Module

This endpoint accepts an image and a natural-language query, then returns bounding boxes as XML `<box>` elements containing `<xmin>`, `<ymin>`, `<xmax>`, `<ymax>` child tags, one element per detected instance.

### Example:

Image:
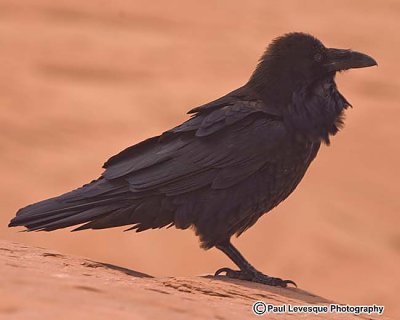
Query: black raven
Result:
<box><xmin>9</xmin><ymin>33</ymin><xmax>377</xmax><ymax>287</ymax></box>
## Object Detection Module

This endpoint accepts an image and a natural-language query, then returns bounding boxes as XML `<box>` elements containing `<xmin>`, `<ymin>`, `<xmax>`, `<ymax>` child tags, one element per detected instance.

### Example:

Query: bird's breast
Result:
<box><xmin>259</xmin><ymin>140</ymin><xmax>319</xmax><ymax>211</ymax></box>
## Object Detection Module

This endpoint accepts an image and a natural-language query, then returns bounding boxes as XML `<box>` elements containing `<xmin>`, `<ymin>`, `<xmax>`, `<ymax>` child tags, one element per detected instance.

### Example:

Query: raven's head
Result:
<box><xmin>249</xmin><ymin>32</ymin><xmax>377</xmax><ymax>99</ymax></box>
<box><xmin>249</xmin><ymin>32</ymin><xmax>377</xmax><ymax>144</ymax></box>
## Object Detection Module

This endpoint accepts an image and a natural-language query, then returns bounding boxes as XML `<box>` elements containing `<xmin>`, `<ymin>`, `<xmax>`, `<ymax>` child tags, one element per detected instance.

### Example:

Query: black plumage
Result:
<box><xmin>9</xmin><ymin>32</ymin><xmax>377</xmax><ymax>287</ymax></box>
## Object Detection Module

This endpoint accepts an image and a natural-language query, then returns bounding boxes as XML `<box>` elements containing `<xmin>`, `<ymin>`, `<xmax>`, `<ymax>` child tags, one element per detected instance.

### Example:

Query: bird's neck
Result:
<box><xmin>248</xmin><ymin>60</ymin><xmax>299</xmax><ymax>105</ymax></box>
<box><xmin>248</xmin><ymin>73</ymin><xmax>351</xmax><ymax>145</ymax></box>
<box><xmin>283</xmin><ymin>78</ymin><xmax>351</xmax><ymax>145</ymax></box>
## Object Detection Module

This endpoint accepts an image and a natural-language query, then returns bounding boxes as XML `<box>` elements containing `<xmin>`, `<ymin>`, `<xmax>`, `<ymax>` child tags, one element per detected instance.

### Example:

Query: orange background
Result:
<box><xmin>0</xmin><ymin>0</ymin><xmax>399</xmax><ymax>318</ymax></box>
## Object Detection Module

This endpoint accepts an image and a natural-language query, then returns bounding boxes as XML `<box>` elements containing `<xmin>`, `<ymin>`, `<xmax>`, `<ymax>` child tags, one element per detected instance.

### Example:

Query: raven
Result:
<box><xmin>9</xmin><ymin>33</ymin><xmax>377</xmax><ymax>287</ymax></box>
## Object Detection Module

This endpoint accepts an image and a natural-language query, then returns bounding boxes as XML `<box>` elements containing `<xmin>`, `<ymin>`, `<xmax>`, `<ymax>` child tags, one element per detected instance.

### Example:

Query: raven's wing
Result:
<box><xmin>103</xmin><ymin>99</ymin><xmax>286</xmax><ymax>196</ymax></box>
<box><xmin>10</xmin><ymin>98</ymin><xmax>287</xmax><ymax>236</ymax></box>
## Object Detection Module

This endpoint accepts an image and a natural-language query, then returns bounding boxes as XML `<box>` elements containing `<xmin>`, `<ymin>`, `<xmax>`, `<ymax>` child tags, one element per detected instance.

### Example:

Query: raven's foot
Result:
<box><xmin>214</xmin><ymin>267</ymin><xmax>297</xmax><ymax>288</ymax></box>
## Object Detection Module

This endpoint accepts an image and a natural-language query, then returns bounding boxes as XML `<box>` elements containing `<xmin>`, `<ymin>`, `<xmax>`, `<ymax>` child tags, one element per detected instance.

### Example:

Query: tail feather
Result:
<box><xmin>72</xmin><ymin>204</ymin><xmax>138</xmax><ymax>231</ymax></box>
<box><xmin>26</xmin><ymin>205</ymin><xmax>119</xmax><ymax>231</ymax></box>
<box><xmin>9</xmin><ymin>177</ymin><xmax>177</xmax><ymax>233</ymax></box>
<box><xmin>9</xmin><ymin>178</ymin><xmax>129</xmax><ymax>231</ymax></box>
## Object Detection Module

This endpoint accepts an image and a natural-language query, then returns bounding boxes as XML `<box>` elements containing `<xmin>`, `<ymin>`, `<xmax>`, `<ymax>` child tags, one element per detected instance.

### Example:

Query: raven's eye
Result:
<box><xmin>314</xmin><ymin>52</ymin><xmax>323</xmax><ymax>62</ymax></box>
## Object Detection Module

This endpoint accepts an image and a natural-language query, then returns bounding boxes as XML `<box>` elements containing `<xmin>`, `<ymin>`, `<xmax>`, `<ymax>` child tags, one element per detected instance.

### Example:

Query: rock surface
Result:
<box><xmin>1</xmin><ymin>241</ymin><xmax>389</xmax><ymax>320</ymax></box>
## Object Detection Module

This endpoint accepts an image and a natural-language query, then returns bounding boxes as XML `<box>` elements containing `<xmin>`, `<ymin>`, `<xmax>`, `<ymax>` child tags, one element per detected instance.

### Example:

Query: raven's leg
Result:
<box><xmin>214</xmin><ymin>240</ymin><xmax>296</xmax><ymax>287</ymax></box>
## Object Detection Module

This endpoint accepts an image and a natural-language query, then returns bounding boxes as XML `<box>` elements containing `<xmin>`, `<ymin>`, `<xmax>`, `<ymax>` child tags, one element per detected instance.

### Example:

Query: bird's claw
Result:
<box><xmin>215</xmin><ymin>267</ymin><xmax>251</xmax><ymax>280</ymax></box>
<box><xmin>215</xmin><ymin>267</ymin><xmax>297</xmax><ymax>288</ymax></box>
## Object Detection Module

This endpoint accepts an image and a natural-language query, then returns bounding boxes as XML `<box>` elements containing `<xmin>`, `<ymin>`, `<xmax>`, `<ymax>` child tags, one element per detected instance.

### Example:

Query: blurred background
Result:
<box><xmin>0</xmin><ymin>0</ymin><xmax>399</xmax><ymax>317</ymax></box>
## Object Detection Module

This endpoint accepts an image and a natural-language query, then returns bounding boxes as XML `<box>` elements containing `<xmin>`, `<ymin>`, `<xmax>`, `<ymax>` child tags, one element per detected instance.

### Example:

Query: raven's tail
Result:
<box><xmin>8</xmin><ymin>178</ymin><xmax>143</xmax><ymax>232</ymax></box>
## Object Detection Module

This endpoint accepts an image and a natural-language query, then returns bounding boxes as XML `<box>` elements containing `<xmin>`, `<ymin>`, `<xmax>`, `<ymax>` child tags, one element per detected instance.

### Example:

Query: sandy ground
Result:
<box><xmin>0</xmin><ymin>0</ymin><xmax>399</xmax><ymax>319</ymax></box>
<box><xmin>1</xmin><ymin>240</ymin><xmax>390</xmax><ymax>320</ymax></box>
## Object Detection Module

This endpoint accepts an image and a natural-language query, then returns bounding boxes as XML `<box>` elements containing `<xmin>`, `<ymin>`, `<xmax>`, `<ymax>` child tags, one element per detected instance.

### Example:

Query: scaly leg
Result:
<box><xmin>215</xmin><ymin>240</ymin><xmax>296</xmax><ymax>287</ymax></box>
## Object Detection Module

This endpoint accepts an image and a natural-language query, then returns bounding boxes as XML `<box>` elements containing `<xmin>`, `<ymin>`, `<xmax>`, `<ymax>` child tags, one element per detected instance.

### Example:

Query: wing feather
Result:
<box><xmin>102</xmin><ymin>100</ymin><xmax>286</xmax><ymax>195</ymax></box>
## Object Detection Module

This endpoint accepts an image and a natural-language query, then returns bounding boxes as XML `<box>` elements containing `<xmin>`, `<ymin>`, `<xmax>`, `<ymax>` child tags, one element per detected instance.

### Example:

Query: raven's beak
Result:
<box><xmin>325</xmin><ymin>48</ymin><xmax>377</xmax><ymax>72</ymax></box>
